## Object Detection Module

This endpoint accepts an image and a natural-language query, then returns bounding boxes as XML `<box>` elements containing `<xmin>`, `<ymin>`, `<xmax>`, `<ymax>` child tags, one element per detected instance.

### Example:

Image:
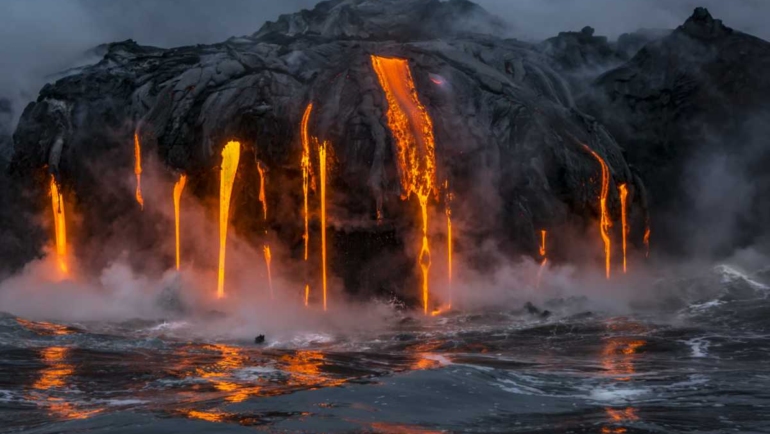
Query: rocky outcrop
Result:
<box><xmin>583</xmin><ymin>8</ymin><xmax>770</xmax><ymax>257</ymax></box>
<box><xmin>9</xmin><ymin>0</ymin><xmax>650</xmax><ymax>300</ymax></box>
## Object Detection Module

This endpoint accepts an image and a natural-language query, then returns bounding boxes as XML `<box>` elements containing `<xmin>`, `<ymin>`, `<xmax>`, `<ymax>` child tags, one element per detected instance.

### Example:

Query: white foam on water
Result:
<box><xmin>233</xmin><ymin>366</ymin><xmax>280</xmax><ymax>380</ymax></box>
<box><xmin>590</xmin><ymin>387</ymin><xmax>647</xmax><ymax>402</ymax></box>
<box><xmin>684</xmin><ymin>338</ymin><xmax>710</xmax><ymax>358</ymax></box>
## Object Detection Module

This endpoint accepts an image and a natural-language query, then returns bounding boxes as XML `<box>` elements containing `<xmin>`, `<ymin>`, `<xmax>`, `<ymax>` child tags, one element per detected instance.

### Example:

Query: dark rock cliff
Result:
<box><xmin>13</xmin><ymin>1</ymin><xmax>761</xmax><ymax>299</ymax></box>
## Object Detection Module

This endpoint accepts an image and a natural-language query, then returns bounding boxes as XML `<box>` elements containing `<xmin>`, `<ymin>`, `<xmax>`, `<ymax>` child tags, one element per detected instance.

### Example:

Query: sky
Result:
<box><xmin>1</xmin><ymin>0</ymin><xmax>769</xmax><ymax>122</ymax></box>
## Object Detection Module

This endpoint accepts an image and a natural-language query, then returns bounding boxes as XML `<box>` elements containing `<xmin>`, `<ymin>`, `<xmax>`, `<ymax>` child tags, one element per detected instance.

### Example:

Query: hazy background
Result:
<box><xmin>2</xmin><ymin>0</ymin><xmax>769</xmax><ymax>129</ymax></box>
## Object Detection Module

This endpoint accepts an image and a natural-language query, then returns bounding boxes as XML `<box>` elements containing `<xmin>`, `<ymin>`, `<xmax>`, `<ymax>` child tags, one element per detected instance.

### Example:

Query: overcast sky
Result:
<box><xmin>1</xmin><ymin>0</ymin><xmax>769</xmax><ymax>118</ymax></box>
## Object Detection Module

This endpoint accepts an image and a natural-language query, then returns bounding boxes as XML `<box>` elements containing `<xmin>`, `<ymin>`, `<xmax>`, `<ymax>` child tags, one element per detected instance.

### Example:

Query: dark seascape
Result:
<box><xmin>2</xmin><ymin>265</ymin><xmax>769</xmax><ymax>433</ymax></box>
<box><xmin>2</xmin><ymin>1</ymin><xmax>770</xmax><ymax>433</ymax></box>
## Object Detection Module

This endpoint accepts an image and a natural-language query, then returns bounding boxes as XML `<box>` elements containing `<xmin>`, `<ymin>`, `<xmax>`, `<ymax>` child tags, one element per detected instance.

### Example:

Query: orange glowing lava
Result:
<box><xmin>301</xmin><ymin>103</ymin><xmax>313</xmax><ymax>261</ymax></box>
<box><xmin>644</xmin><ymin>224</ymin><xmax>651</xmax><ymax>258</ymax></box>
<box><xmin>536</xmin><ymin>230</ymin><xmax>548</xmax><ymax>288</ymax></box>
<box><xmin>173</xmin><ymin>174</ymin><xmax>187</xmax><ymax>271</ymax></box>
<box><xmin>619</xmin><ymin>183</ymin><xmax>628</xmax><ymax>273</ymax></box>
<box><xmin>133</xmin><ymin>131</ymin><xmax>144</xmax><ymax>210</ymax></box>
<box><xmin>318</xmin><ymin>139</ymin><xmax>329</xmax><ymax>311</ymax></box>
<box><xmin>445</xmin><ymin>185</ymin><xmax>453</xmax><ymax>309</ymax></box>
<box><xmin>257</xmin><ymin>161</ymin><xmax>268</xmax><ymax>221</ymax></box>
<box><xmin>49</xmin><ymin>176</ymin><xmax>68</xmax><ymax>276</ymax></box>
<box><xmin>304</xmin><ymin>284</ymin><xmax>310</xmax><ymax>307</ymax></box>
<box><xmin>264</xmin><ymin>245</ymin><xmax>274</xmax><ymax>299</ymax></box>
<box><xmin>217</xmin><ymin>141</ymin><xmax>241</xmax><ymax>299</ymax></box>
<box><xmin>582</xmin><ymin>144</ymin><xmax>612</xmax><ymax>279</ymax></box>
<box><xmin>371</xmin><ymin>55</ymin><xmax>437</xmax><ymax>315</ymax></box>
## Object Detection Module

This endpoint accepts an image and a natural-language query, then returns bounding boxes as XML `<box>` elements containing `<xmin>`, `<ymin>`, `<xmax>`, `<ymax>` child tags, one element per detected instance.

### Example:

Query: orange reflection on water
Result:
<box><xmin>31</xmin><ymin>346</ymin><xmax>103</xmax><ymax>420</ymax></box>
<box><xmin>183</xmin><ymin>409</ymin><xmax>229</xmax><ymax>423</ymax></box>
<box><xmin>17</xmin><ymin>318</ymin><xmax>74</xmax><ymax>336</ymax></box>
<box><xmin>280</xmin><ymin>350</ymin><xmax>346</xmax><ymax>389</ymax></box>
<box><xmin>192</xmin><ymin>344</ymin><xmax>261</xmax><ymax>403</ymax></box>
<box><xmin>32</xmin><ymin>347</ymin><xmax>74</xmax><ymax>390</ymax></box>
<box><xmin>601</xmin><ymin>338</ymin><xmax>645</xmax><ymax>382</ymax></box>
<box><xmin>601</xmin><ymin>407</ymin><xmax>639</xmax><ymax>433</ymax></box>
<box><xmin>370</xmin><ymin>422</ymin><xmax>445</xmax><ymax>434</ymax></box>
<box><xmin>600</xmin><ymin>330</ymin><xmax>644</xmax><ymax>432</ymax></box>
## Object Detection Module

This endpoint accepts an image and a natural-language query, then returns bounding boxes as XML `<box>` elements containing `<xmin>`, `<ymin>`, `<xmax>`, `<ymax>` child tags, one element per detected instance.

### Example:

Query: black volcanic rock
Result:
<box><xmin>253</xmin><ymin>0</ymin><xmax>507</xmax><ymax>41</ymax></box>
<box><xmin>583</xmin><ymin>7</ymin><xmax>770</xmax><ymax>258</ymax></box>
<box><xmin>541</xmin><ymin>26</ymin><xmax>620</xmax><ymax>72</ymax></box>
<box><xmin>10</xmin><ymin>0</ymin><xmax>645</xmax><ymax>299</ymax></box>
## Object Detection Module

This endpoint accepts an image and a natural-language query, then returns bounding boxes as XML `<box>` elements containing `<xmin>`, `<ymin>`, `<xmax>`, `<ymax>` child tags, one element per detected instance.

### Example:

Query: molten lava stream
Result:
<box><xmin>49</xmin><ymin>176</ymin><xmax>68</xmax><ymax>276</ymax></box>
<box><xmin>644</xmin><ymin>223</ymin><xmax>651</xmax><ymax>258</ymax></box>
<box><xmin>301</xmin><ymin>103</ymin><xmax>313</xmax><ymax>261</ymax></box>
<box><xmin>133</xmin><ymin>131</ymin><xmax>144</xmax><ymax>210</ymax></box>
<box><xmin>217</xmin><ymin>141</ymin><xmax>241</xmax><ymax>299</ymax></box>
<box><xmin>256</xmin><ymin>161</ymin><xmax>268</xmax><ymax>221</ymax></box>
<box><xmin>619</xmin><ymin>184</ymin><xmax>628</xmax><ymax>273</ymax></box>
<box><xmin>536</xmin><ymin>230</ymin><xmax>547</xmax><ymax>288</ymax></box>
<box><xmin>371</xmin><ymin>55</ymin><xmax>437</xmax><ymax>315</ymax></box>
<box><xmin>582</xmin><ymin>144</ymin><xmax>612</xmax><ymax>279</ymax></box>
<box><xmin>264</xmin><ymin>245</ymin><xmax>274</xmax><ymax>299</ymax></box>
<box><xmin>318</xmin><ymin>140</ymin><xmax>329</xmax><ymax>311</ymax></box>
<box><xmin>446</xmin><ymin>191</ymin><xmax>453</xmax><ymax>309</ymax></box>
<box><xmin>173</xmin><ymin>174</ymin><xmax>187</xmax><ymax>271</ymax></box>
<box><xmin>304</xmin><ymin>284</ymin><xmax>310</xmax><ymax>307</ymax></box>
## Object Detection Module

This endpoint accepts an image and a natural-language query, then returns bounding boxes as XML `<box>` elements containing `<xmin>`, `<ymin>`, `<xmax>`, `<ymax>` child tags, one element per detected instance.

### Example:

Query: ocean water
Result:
<box><xmin>1</xmin><ymin>266</ymin><xmax>769</xmax><ymax>433</ymax></box>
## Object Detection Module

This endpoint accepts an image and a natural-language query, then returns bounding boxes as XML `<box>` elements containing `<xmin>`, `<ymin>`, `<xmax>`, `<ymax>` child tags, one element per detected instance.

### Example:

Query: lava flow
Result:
<box><xmin>371</xmin><ymin>55</ymin><xmax>437</xmax><ymax>315</ymax></box>
<box><xmin>173</xmin><ymin>174</ymin><xmax>187</xmax><ymax>271</ymax></box>
<box><xmin>619</xmin><ymin>183</ymin><xmax>628</xmax><ymax>273</ymax></box>
<box><xmin>536</xmin><ymin>230</ymin><xmax>548</xmax><ymax>288</ymax></box>
<box><xmin>318</xmin><ymin>139</ymin><xmax>329</xmax><ymax>311</ymax></box>
<box><xmin>49</xmin><ymin>176</ymin><xmax>68</xmax><ymax>276</ymax></box>
<box><xmin>644</xmin><ymin>223</ymin><xmax>651</xmax><ymax>258</ymax></box>
<box><xmin>256</xmin><ymin>161</ymin><xmax>268</xmax><ymax>221</ymax></box>
<box><xmin>217</xmin><ymin>141</ymin><xmax>241</xmax><ymax>299</ymax></box>
<box><xmin>582</xmin><ymin>144</ymin><xmax>612</xmax><ymax>279</ymax></box>
<box><xmin>445</xmin><ymin>182</ymin><xmax>453</xmax><ymax>308</ymax></box>
<box><xmin>256</xmin><ymin>160</ymin><xmax>274</xmax><ymax>299</ymax></box>
<box><xmin>133</xmin><ymin>131</ymin><xmax>144</xmax><ymax>210</ymax></box>
<box><xmin>301</xmin><ymin>103</ymin><xmax>313</xmax><ymax>261</ymax></box>
<box><xmin>264</xmin><ymin>245</ymin><xmax>274</xmax><ymax>299</ymax></box>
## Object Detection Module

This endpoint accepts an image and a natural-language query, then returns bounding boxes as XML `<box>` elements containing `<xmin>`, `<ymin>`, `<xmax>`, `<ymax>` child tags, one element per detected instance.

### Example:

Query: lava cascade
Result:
<box><xmin>445</xmin><ymin>182</ymin><xmax>453</xmax><ymax>308</ymax></box>
<box><xmin>644</xmin><ymin>223</ymin><xmax>651</xmax><ymax>258</ymax></box>
<box><xmin>536</xmin><ymin>230</ymin><xmax>547</xmax><ymax>288</ymax></box>
<box><xmin>217</xmin><ymin>141</ymin><xmax>241</xmax><ymax>298</ymax></box>
<box><xmin>49</xmin><ymin>176</ymin><xmax>68</xmax><ymax>276</ymax></box>
<box><xmin>133</xmin><ymin>131</ymin><xmax>144</xmax><ymax>210</ymax></box>
<box><xmin>582</xmin><ymin>144</ymin><xmax>612</xmax><ymax>279</ymax></box>
<box><xmin>173</xmin><ymin>174</ymin><xmax>187</xmax><ymax>271</ymax></box>
<box><xmin>371</xmin><ymin>55</ymin><xmax>437</xmax><ymax>314</ymax></box>
<box><xmin>263</xmin><ymin>245</ymin><xmax>274</xmax><ymax>299</ymax></box>
<box><xmin>318</xmin><ymin>139</ymin><xmax>329</xmax><ymax>311</ymax></box>
<box><xmin>256</xmin><ymin>160</ymin><xmax>274</xmax><ymax>299</ymax></box>
<box><xmin>301</xmin><ymin>103</ymin><xmax>313</xmax><ymax>261</ymax></box>
<box><xmin>619</xmin><ymin>183</ymin><xmax>628</xmax><ymax>273</ymax></box>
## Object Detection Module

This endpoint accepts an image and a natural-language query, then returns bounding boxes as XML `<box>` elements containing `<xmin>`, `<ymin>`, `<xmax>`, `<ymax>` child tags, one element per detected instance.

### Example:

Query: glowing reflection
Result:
<box><xmin>600</xmin><ymin>327</ymin><xmax>645</xmax><ymax>432</ymax></box>
<box><xmin>31</xmin><ymin>346</ymin><xmax>103</xmax><ymax>420</ymax></box>
<box><xmin>280</xmin><ymin>351</ymin><xmax>346</xmax><ymax>389</ymax></box>
<box><xmin>17</xmin><ymin>318</ymin><xmax>74</xmax><ymax>336</ymax></box>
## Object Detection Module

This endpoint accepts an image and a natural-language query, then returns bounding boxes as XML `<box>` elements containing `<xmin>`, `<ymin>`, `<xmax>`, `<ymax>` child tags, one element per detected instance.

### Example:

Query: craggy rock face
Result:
<box><xmin>11</xmin><ymin>0</ymin><xmax>645</xmax><ymax>300</ymax></box>
<box><xmin>584</xmin><ymin>8</ymin><xmax>770</xmax><ymax>258</ymax></box>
